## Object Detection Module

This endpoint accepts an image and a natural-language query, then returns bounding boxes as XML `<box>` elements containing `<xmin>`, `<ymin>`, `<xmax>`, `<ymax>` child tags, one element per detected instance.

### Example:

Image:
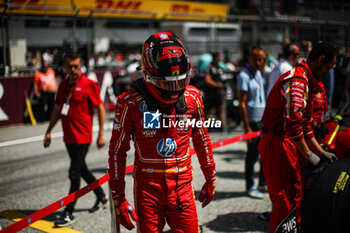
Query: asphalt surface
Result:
<box><xmin>0</xmin><ymin>117</ymin><xmax>271</xmax><ymax>233</ymax></box>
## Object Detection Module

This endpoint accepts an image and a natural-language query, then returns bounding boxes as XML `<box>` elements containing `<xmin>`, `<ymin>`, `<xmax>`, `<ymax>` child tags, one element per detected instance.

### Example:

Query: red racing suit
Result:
<box><xmin>311</xmin><ymin>81</ymin><xmax>327</xmax><ymax>126</ymax></box>
<box><xmin>258</xmin><ymin>60</ymin><xmax>321</xmax><ymax>233</ymax></box>
<box><xmin>310</xmin><ymin>84</ymin><xmax>344</xmax><ymax>151</ymax></box>
<box><xmin>335</xmin><ymin>127</ymin><xmax>350</xmax><ymax>159</ymax></box>
<box><xmin>108</xmin><ymin>85</ymin><xmax>215</xmax><ymax>233</ymax></box>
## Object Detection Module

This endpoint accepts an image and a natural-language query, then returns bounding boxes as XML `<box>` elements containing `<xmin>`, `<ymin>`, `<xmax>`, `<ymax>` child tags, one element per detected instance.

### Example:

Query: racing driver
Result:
<box><xmin>108</xmin><ymin>32</ymin><xmax>216</xmax><ymax>232</ymax></box>
<box><xmin>258</xmin><ymin>41</ymin><xmax>337</xmax><ymax>233</ymax></box>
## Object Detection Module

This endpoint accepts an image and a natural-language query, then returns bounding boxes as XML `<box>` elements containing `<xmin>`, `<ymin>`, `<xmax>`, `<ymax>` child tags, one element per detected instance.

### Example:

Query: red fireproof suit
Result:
<box><xmin>311</xmin><ymin>81</ymin><xmax>327</xmax><ymax>126</ymax></box>
<box><xmin>258</xmin><ymin>60</ymin><xmax>322</xmax><ymax>233</ymax></box>
<box><xmin>335</xmin><ymin>127</ymin><xmax>350</xmax><ymax>159</ymax></box>
<box><xmin>108</xmin><ymin>85</ymin><xmax>215</xmax><ymax>233</ymax></box>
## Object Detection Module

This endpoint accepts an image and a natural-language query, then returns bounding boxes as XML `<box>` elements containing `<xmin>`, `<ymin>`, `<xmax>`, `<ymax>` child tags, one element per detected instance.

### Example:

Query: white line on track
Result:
<box><xmin>0</xmin><ymin>132</ymin><xmax>63</xmax><ymax>148</ymax></box>
<box><xmin>0</xmin><ymin>122</ymin><xmax>113</xmax><ymax>148</ymax></box>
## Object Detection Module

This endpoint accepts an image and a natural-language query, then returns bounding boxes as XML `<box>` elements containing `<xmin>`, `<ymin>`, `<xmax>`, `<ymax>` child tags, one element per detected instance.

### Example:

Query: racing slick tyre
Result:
<box><xmin>302</xmin><ymin>159</ymin><xmax>350</xmax><ymax>233</ymax></box>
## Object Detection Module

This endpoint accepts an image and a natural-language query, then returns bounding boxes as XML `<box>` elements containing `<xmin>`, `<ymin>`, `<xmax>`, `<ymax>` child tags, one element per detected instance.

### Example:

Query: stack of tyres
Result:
<box><xmin>302</xmin><ymin>159</ymin><xmax>350</xmax><ymax>233</ymax></box>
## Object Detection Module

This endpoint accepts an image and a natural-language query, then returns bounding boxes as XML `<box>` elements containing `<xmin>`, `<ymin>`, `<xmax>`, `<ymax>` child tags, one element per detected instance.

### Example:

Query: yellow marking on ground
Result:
<box><xmin>0</xmin><ymin>210</ymin><xmax>82</xmax><ymax>233</ymax></box>
<box><xmin>24</xmin><ymin>93</ymin><xmax>37</xmax><ymax>126</ymax></box>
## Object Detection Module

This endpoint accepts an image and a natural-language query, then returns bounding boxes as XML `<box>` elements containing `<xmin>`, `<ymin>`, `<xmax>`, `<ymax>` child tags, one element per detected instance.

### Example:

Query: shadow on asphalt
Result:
<box><xmin>214</xmin><ymin>149</ymin><xmax>246</xmax><ymax>156</ymax></box>
<box><xmin>194</xmin><ymin>190</ymin><xmax>246</xmax><ymax>200</ymax></box>
<box><xmin>216</xmin><ymin>171</ymin><xmax>245</xmax><ymax>180</ymax></box>
<box><xmin>204</xmin><ymin>211</ymin><xmax>269</xmax><ymax>232</ymax></box>
<box><xmin>214</xmin><ymin>150</ymin><xmax>246</xmax><ymax>162</ymax></box>
<box><xmin>21</xmin><ymin>208</ymin><xmax>101</xmax><ymax>221</ymax></box>
<box><xmin>20</xmin><ymin>209</ymin><xmax>58</xmax><ymax>222</ymax></box>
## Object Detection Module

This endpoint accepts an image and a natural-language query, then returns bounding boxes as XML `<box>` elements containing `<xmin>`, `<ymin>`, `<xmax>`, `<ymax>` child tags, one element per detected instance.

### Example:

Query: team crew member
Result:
<box><xmin>311</xmin><ymin>81</ymin><xmax>328</xmax><ymax>129</ymax></box>
<box><xmin>258</xmin><ymin>42</ymin><xmax>337</xmax><ymax>233</ymax></box>
<box><xmin>33</xmin><ymin>60</ymin><xmax>58</xmax><ymax>121</ymax></box>
<box><xmin>266</xmin><ymin>44</ymin><xmax>299</xmax><ymax>95</ymax></box>
<box><xmin>335</xmin><ymin>127</ymin><xmax>350</xmax><ymax>159</ymax></box>
<box><xmin>203</xmin><ymin>52</ymin><xmax>225</xmax><ymax>128</ymax></box>
<box><xmin>237</xmin><ymin>46</ymin><xmax>267</xmax><ymax>199</ymax></box>
<box><xmin>108</xmin><ymin>32</ymin><xmax>216</xmax><ymax>232</ymax></box>
<box><xmin>43</xmin><ymin>52</ymin><xmax>108</xmax><ymax>227</ymax></box>
<box><xmin>310</xmin><ymin>80</ymin><xmax>332</xmax><ymax>149</ymax></box>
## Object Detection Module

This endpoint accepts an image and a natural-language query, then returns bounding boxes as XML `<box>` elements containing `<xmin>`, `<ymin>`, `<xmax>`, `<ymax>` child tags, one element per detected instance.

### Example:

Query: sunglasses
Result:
<box><xmin>66</xmin><ymin>64</ymin><xmax>80</xmax><ymax>69</ymax></box>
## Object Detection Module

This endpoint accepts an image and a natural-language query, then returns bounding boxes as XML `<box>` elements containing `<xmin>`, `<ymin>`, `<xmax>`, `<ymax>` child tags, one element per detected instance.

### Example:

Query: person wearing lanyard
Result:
<box><xmin>237</xmin><ymin>46</ymin><xmax>267</xmax><ymax>199</ymax></box>
<box><xmin>258</xmin><ymin>42</ymin><xmax>337</xmax><ymax>233</ymax></box>
<box><xmin>43</xmin><ymin>51</ymin><xmax>108</xmax><ymax>227</ymax></box>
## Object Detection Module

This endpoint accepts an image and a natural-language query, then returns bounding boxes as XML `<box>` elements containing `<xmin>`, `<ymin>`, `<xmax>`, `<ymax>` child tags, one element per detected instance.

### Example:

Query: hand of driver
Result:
<box><xmin>113</xmin><ymin>198</ymin><xmax>138</xmax><ymax>230</ymax></box>
<box><xmin>198</xmin><ymin>179</ymin><xmax>216</xmax><ymax>208</ymax></box>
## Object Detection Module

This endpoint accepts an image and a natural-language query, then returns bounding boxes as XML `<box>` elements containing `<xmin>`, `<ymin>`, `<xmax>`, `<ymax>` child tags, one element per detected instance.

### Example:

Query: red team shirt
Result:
<box><xmin>34</xmin><ymin>67</ymin><xmax>58</xmax><ymax>92</ymax></box>
<box><xmin>55</xmin><ymin>74</ymin><xmax>102</xmax><ymax>144</ymax></box>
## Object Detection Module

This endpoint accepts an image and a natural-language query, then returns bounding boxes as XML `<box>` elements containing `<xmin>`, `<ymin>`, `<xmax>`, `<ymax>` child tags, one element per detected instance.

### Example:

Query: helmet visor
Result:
<box><xmin>146</xmin><ymin>71</ymin><xmax>190</xmax><ymax>91</ymax></box>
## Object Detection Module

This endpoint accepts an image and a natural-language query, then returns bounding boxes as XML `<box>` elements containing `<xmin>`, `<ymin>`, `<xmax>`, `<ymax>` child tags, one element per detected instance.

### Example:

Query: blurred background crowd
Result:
<box><xmin>17</xmin><ymin>39</ymin><xmax>350</xmax><ymax>131</ymax></box>
<box><xmin>1</xmin><ymin>0</ymin><xmax>350</xmax><ymax>128</ymax></box>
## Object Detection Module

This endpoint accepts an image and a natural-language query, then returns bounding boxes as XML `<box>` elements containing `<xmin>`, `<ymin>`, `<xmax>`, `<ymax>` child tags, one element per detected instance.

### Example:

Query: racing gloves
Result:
<box><xmin>110</xmin><ymin>178</ymin><xmax>138</xmax><ymax>230</ymax></box>
<box><xmin>320</xmin><ymin>151</ymin><xmax>337</xmax><ymax>163</ymax></box>
<box><xmin>199</xmin><ymin>179</ymin><xmax>216</xmax><ymax>208</ymax></box>
<box><xmin>307</xmin><ymin>151</ymin><xmax>337</xmax><ymax>167</ymax></box>
<box><xmin>113</xmin><ymin>197</ymin><xmax>138</xmax><ymax>230</ymax></box>
<box><xmin>307</xmin><ymin>152</ymin><xmax>321</xmax><ymax>166</ymax></box>
<box><xmin>199</xmin><ymin>164</ymin><xmax>216</xmax><ymax>208</ymax></box>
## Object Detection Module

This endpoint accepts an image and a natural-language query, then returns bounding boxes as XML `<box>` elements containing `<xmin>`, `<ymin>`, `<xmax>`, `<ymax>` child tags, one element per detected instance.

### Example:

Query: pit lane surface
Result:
<box><xmin>0</xmin><ymin>119</ymin><xmax>270</xmax><ymax>233</ymax></box>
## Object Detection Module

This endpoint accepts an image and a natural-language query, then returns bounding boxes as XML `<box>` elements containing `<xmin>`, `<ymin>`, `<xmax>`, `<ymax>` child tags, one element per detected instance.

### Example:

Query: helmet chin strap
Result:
<box><xmin>132</xmin><ymin>78</ymin><xmax>159</xmax><ymax>111</ymax></box>
<box><xmin>175</xmin><ymin>95</ymin><xmax>187</xmax><ymax>113</ymax></box>
<box><xmin>131</xmin><ymin>78</ymin><xmax>187</xmax><ymax>113</ymax></box>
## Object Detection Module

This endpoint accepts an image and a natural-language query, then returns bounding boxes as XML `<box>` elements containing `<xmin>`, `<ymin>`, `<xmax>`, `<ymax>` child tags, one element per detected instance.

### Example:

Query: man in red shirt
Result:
<box><xmin>258</xmin><ymin>42</ymin><xmax>337</xmax><ymax>233</ymax></box>
<box><xmin>43</xmin><ymin>52</ymin><xmax>107</xmax><ymax>227</ymax></box>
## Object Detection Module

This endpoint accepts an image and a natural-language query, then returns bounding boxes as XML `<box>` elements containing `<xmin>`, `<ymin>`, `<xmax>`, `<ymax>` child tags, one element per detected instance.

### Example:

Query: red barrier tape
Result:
<box><xmin>0</xmin><ymin>130</ymin><xmax>262</xmax><ymax>233</ymax></box>
<box><xmin>1</xmin><ymin>174</ymin><xmax>110</xmax><ymax>233</ymax></box>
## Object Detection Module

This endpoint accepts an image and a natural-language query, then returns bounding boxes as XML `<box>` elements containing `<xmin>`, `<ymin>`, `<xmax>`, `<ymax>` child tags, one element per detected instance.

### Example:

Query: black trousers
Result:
<box><xmin>245</xmin><ymin>122</ymin><xmax>266</xmax><ymax>190</ymax></box>
<box><xmin>64</xmin><ymin>143</ymin><xmax>105</xmax><ymax>214</ymax></box>
<box><xmin>37</xmin><ymin>90</ymin><xmax>55</xmax><ymax>122</ymax></box>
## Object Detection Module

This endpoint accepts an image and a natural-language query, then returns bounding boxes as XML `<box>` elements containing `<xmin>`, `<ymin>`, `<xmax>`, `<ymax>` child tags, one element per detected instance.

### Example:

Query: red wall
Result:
<box><xmin>0</xmin><ymin>69</ymin><xmax>122</xmax><ymax>127</ymax></box>
<box><xmin>0</xmin><ymin>76</ymin><xmax>34</xmax><ymax>126</ymax></box>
